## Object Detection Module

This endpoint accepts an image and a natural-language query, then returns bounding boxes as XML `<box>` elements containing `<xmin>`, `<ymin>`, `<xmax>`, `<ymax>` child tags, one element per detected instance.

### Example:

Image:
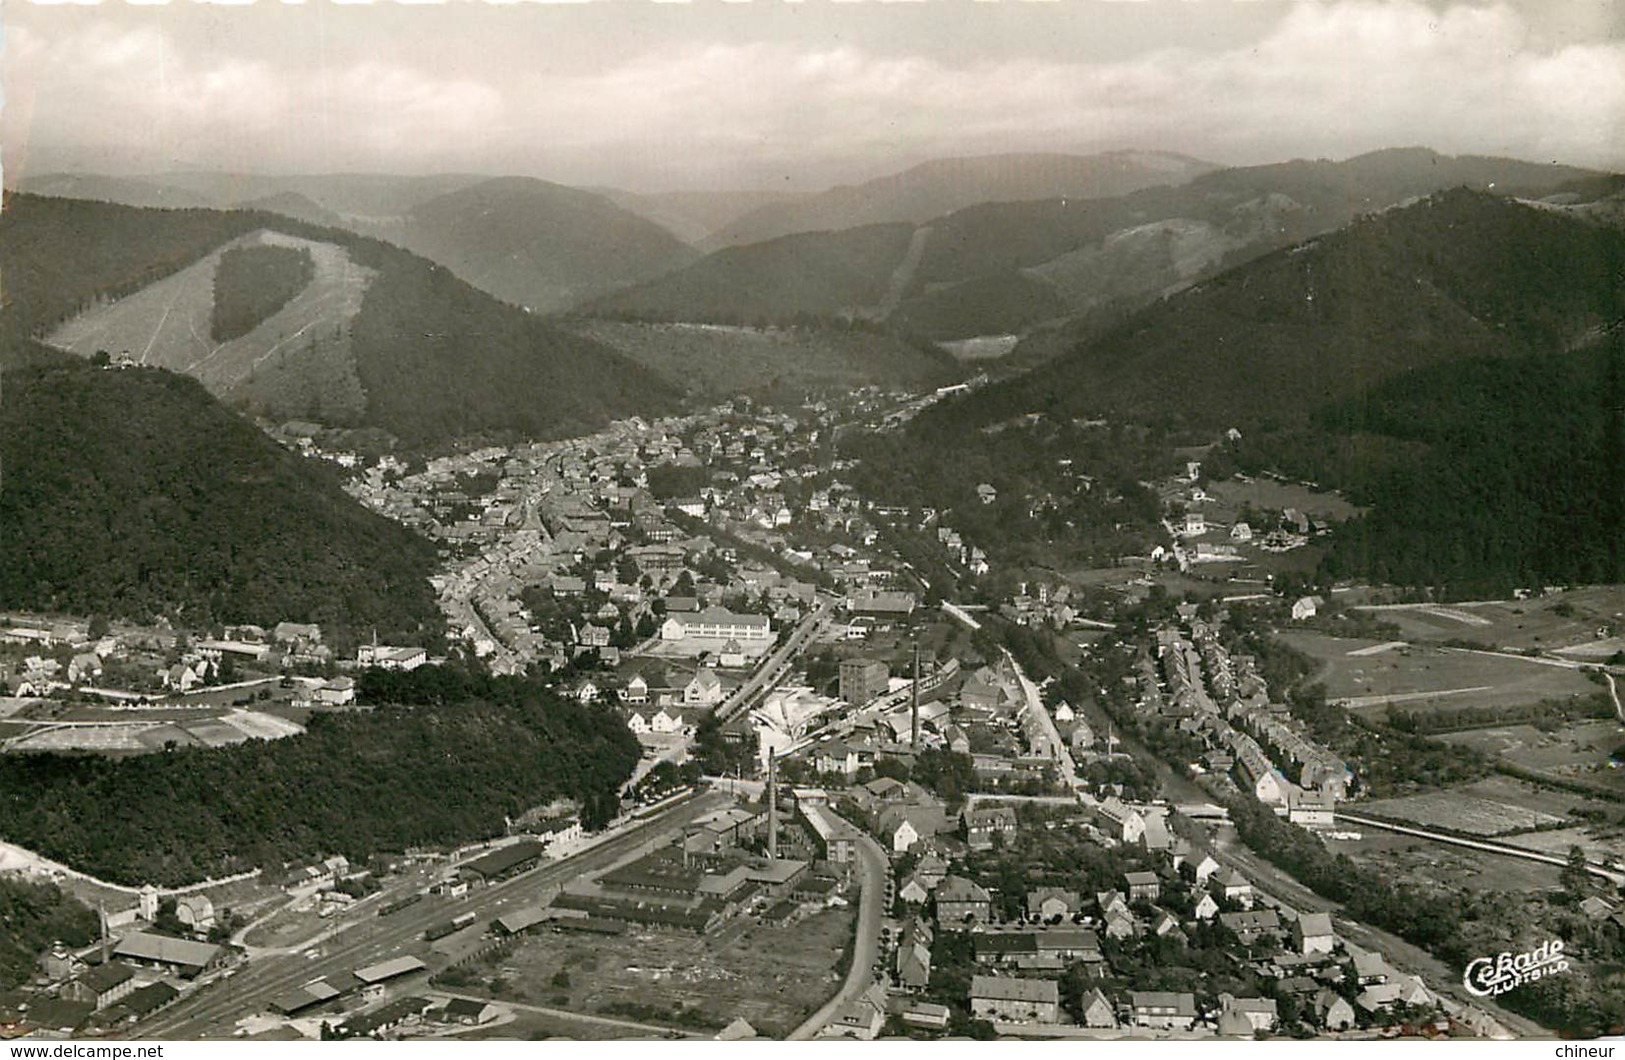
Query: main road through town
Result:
<box><xmin>714</xmin><ymin>598</ymin><xmax>835</xmax><ymax>724</ymax></box>
<box><xmin>133</xmin><ymin>790</ymin><xmax>729</xmax><ymax>1040</ymax></box>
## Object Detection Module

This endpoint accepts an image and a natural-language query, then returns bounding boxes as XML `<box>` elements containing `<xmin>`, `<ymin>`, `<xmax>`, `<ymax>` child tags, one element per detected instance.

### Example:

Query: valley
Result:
<box><xmin>2</xmin><ymin>139</ymin><xmax>1622</xmax><ymax>1047</ymax></box>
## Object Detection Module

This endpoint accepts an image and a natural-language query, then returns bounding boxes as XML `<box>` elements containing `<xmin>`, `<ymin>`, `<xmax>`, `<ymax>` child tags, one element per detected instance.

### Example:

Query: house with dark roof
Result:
<box><xmin>969</xmin><ymin>976</ymin><xmax>1058</xmax><ymax>1024</ymax></box>
<box><xmin>1220</xmin><ymin>909</ymin><xmax>1281</xmax><ymax>947</ymax></box>
<box><xmin>935</xmin><ymin>876</ymin><xmax>992</xmax><ymax>925</ymax></box>
<box><xmin>1130</xmin><ymin>991</ymin><xmax>1198</xmax><ymax>1029</ymax></box>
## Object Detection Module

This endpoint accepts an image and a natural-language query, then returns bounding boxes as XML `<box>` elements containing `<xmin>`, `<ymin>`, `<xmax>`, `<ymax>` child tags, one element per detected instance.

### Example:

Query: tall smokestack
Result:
<box><xmin>911</xmin><ymin>642</ymin><xmax>921</xmax><ymax>748</ymax></box>
<box><xmin>767</xmin><ymin>754</ymin><xmax>778</xmax><ymax>859</ymax></box>
<box><xmin>99</xmin><ymin>904</ymin><xmax>109</xmax><ymax>964</ymax></box>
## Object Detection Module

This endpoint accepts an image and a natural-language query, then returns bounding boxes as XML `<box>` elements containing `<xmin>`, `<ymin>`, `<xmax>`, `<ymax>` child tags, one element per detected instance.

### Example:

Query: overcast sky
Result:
<box><xmin>4</xmin><ymin>0</ymin><xmax>1622</xmax><ymax>192</ymax></box>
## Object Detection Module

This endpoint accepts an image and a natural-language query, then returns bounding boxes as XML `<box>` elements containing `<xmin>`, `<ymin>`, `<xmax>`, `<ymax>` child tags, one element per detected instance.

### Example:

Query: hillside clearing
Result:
<box><xmin>47</xmin><ymin>229</ymin><xmax>373</xmax><ymax>422</ymax></box>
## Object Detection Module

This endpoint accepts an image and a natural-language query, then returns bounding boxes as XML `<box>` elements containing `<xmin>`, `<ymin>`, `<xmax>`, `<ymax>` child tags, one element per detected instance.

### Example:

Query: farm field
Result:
<box><xmin>47</xmin><ymin>229</ymin><xmax>373</xmax><ymax>422</ymax></box>
<box><xmin>1278</xmin><ymin>632</ymin><xmax>1598</xmax><ymax>717</ymax></box>
<box><xmin>1325</xmin><ymin>830</ymin><xmax>1564</xmax><ymax>893</ymax></box>
<box><xmin>1356</xmin><ymin>789</ymin><xmax>1565</xmax><ymax>836</ymax></box>
<box><xmin>1439</xmin><ymin>719</ymin><xmax>1625</xmax><ymax>790</ymax></box>
<box><xmin>462</xmin><ymin>907</ymin><xmax>854</xmax><ymax>1037</ymax></box>
<box><xmin>1352</xmin><ymin>587</ymin><xmax>1625</xmax><ymax>653</ymax></box>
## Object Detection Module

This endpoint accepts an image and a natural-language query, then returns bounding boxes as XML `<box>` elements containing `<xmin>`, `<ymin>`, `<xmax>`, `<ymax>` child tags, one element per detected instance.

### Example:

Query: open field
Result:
<box><xmin>465</xmin><ymin>906</ymin><xmax>853</xmax><ymax>1038</ymax></box>
<box><xmin>1279</xmin><ymin>632</ymin><xmax>1598</xmax><ymax>717</ymax></box>
<box><xmin>1324</xmin><ymin>829</ymin><xmax>1564</xmax><ymax>893</ymax></box>
<box><xmin>1205</xmin><ymin>477</ymin><xmax>1362</xmax><ymax>522</ymax></box>
<box><xmin>1439</xmin><ymin>719</ymin><xmax>1625</xmax><ymax>790</ymax></box>
<box><xmin>1</xmin><ymin>707</ymin><xmax>306</xmax><ymax>754</ymax></box>
<box><xmin>1357</xmin><ymin>789</ymin><xmax>1565</xmax><ymax>836</ymax></box>
<box><xmin>47</xmin><ymin>229</ymin><xmax>373</xmax><ymax>422</ymax></box>
<box><xmin>939</xmin><ymin>335</ymin><xmax>1020</xmax><ymax>361</ymax></box>
<box><xmin>1353</xmin><ymin>587</ymin><xmax>1625</xmax><ymax>652</ymax></box>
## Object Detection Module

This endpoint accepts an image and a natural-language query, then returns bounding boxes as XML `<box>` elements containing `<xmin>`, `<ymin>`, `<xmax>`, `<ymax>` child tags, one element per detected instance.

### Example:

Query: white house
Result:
<box><xmin>313</xmin><ymin>677</ymin><xmax>356</xmax><ymax>707</ymax></box>
<box><xmin>684</xmin><ymin>669</ymin><xmax>723</xmax><ymax>706</ymax></box>
<box><xmin>357</xmin><ymin>644</ymin><xmax>427</xmax><ymax>671</ymax></box>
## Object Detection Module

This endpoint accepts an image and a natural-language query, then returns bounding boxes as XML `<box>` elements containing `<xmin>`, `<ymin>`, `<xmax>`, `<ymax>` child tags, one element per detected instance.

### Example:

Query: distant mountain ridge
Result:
<box><xmin>389</xmin><ymin>176</ymin><xmax>700</xmax><ymax>312</ymax></box>
<box><xmin>702</xmin><ymin>150</ymin><xmax>1217</xmax><ymax>249</ymax></box>
<box><xmin>585</xmin><ymin>148</ymin><xmax>1611</xmax><ymax>341</ymax></box>
<box><xmin>11</xmin><ymin>171</ymin><xmax>696</xmax><ymax>313</ymax></box>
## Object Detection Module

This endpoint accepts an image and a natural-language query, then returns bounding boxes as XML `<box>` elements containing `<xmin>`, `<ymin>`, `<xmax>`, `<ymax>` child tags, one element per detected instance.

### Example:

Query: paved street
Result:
<box><xmin>787</xmin><ymin>818</ymin><xmax>888</xmax><ymax>1040</ymax></box>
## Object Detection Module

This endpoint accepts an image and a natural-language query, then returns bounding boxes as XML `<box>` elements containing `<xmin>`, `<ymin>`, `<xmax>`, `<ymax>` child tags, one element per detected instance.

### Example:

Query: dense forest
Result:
<box><xmin>210</xmin><ymin>243</ymin><xmax>315</xmax><ymax>342</ymax></box>
<box><xmin>1225</xmin><ymin>340</ymin><xmax>1625</xmax><ymax>596</ymax></box>
<box><xmin>877</xmin><ymin>191</ymin><xmax>1625</xmax><ymax>595</ymax></box>
<box><xmin>342</xmin><ymin>236</ymin><xmax>682</xmax><ymax>445</ymax></box>
<box><xmin>0</xmin><ymin>668</ymin><xmax>640</xmax><ymax>886</ymax></box>
<box><xmin>0</xmin><ymin>361</ymin><xmax>441</xmax><ymax>639</ymax></box>
<box><xmin>0</xmin><ymin>879</ymin><xmax>99</xmax><ymax>990</ymax></box>
<box><xmin>926</xmin><ymin>190</ymin><xmax>1625</xmax><ymax>435</ymax></box>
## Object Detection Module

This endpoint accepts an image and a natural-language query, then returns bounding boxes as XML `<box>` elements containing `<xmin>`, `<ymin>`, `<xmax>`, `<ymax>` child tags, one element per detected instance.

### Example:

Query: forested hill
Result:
<box><xmin>1231</xmin><ymin>339</ymin><xmax>1625</xmax><ymax>597</ymax></box>
<box><xmin>1</xmin><ymin>192</ymin><xmax>683</xmax><ymax>446</ymax></box>
<box><xmin>0</xmin><ymin>193</ymin><xmax>264</xmax><ymax>350</ymax></box>
<box><xmin>922</xmin><ymin>189</ymin><xmax>1625</xmax><ymax>435</ymax></box>
<box><xmin>0</xmin><ymin>360</ymin><xmax>441</xmax><ymax>639</ymax></box>
<box><xmin>394</xmin><ymin>176</ymin><xmax>701</xmax><ymax>312</ymax></box>
<box><xmin>579</xmin><ymin>149</ymin><xmax>1605</xmax><ymax>342</ymax></box>
<box><xmin>585</xmin><ymin>222</ymin><xmax>918</xmax><ymax>325</ymax></box>
<box><xmin>0</xmin><ymin>669</ymin><xmax>641</xmax><ymax>886</ymax></box>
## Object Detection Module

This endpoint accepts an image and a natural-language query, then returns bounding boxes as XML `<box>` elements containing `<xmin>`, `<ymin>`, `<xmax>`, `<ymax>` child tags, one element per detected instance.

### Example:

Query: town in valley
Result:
<box><xmin>2</xmin><ymin>0</ymin><xmax>1624</xmax><ymax>1045</ymax></box>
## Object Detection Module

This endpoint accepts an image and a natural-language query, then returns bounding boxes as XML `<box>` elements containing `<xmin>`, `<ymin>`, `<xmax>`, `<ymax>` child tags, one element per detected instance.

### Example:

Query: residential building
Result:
<box><xmin>1218</xmin><ymin>994</ymin><xmax>1279</xmax><ymax>1036</ymax></box>
<box><xmin>1131</xmin><ymin>991</ymin><xmax>1198</xmax><ymax>1030</ymax></box>
<box><xmin>1079</xmin><ymin>987</ymin><xmax>1117</xmax><ymax>1028</ymax></box>
<box><xmin>1026</xmin><ymin>887</ymin><xmax>1081</xmax><ymax>923</ymax></box>
<box><xmin>1124</xmin><ymin>871</ymin><xmax>1161</xmax><ymax>902</ymax></box>
<box><xmin>684</xmin><ymin>669</ymin><xmax>723</xmax><ymax>707</ymax></box>
<box><xmin>969</xmin><ymin>976</ymin><xmax>1058</xmax><ymax>1024</ymax></box>
<box><xmin>963</xmin><ymin>806</ymin><xmax>1018</xmax><ymax>851</ymax></box>
<box><xmin>1294</xmin><ymin>911</ymin><xmax>1336</xmax><ymax>956</ymax></box>
<box><xmin>936</xmin><ymin>875</ymin><xmax>992</xmax><ymax>925</ymax></box>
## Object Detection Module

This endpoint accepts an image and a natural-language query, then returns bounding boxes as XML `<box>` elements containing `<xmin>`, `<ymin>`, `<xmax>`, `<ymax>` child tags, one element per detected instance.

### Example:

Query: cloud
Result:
<box><xmin>5</xmin><ymin>0</ymin><xmax>1621</xmax><ymax>187</ymax></box>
